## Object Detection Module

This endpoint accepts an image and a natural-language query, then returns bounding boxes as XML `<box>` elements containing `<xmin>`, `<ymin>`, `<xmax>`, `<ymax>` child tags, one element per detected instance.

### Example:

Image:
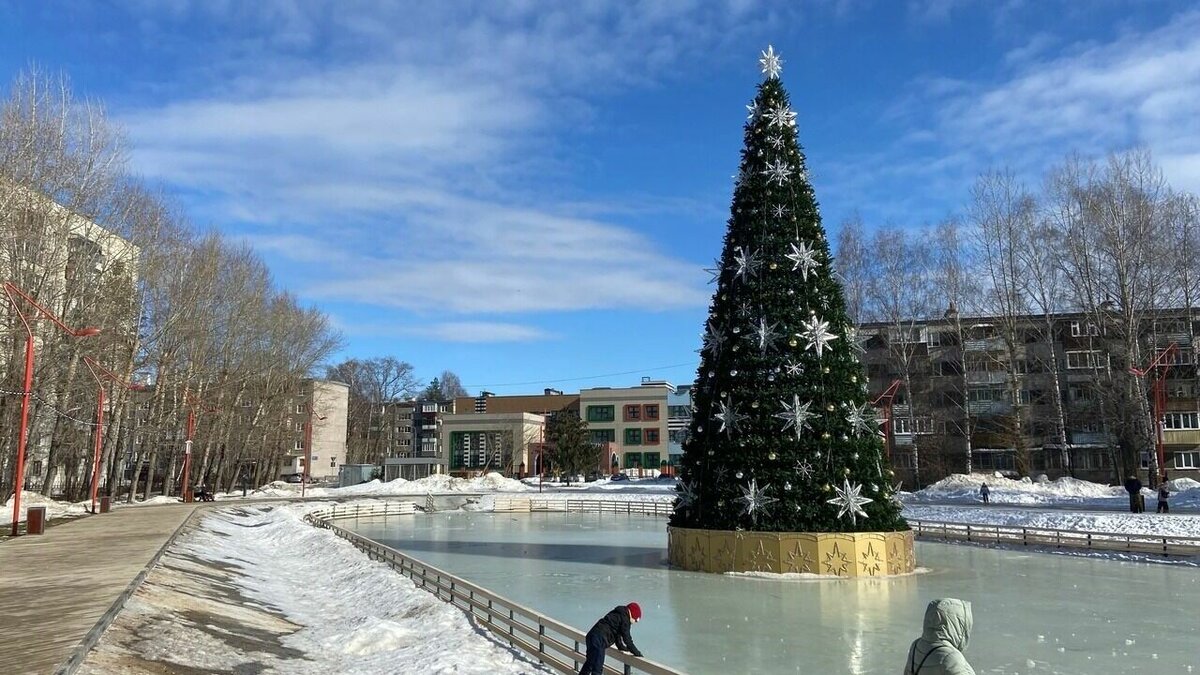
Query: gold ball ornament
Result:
<box><xmin>822</xmin><ymin>483</ymin><xmax>831</xmax><ymax>492</ymax></box>
<box><xmin>751</xmin><ymin>401</ymin><xmax>759</xmax><ymax>409</ymax></box>
<box><xmin>789</xmin><ymin>337</ymin><xmax>799</xmax><ymax>347</ymax></box>
<box><xmin>843</xmin><ymin>467</ymin><xmax>851</xmax><ymax>476</ymax></box>
<box><xmin>823</xmin><ymin>367</ymin><xmax>831</xmax><ymax>374</ymax></box>
<box><xmin>769</xmin><ymin>262</ymin><xmax>778</xmax><ymax>270</ymax></box>
<box><xmin>850</xmin><ymin>375</ymin><xmax>858</xmax><ymax>383</ymax></box>
<box><xmin>826</xmin><ymin>404</ymin><xmax>835</xmax><ymax>412</ymax></box>
<box><xmin>821</xmin><ymin>432</ymin><xmax>831</xmax><ymax>439</ymax></box>
<box><xmin>768</xmin><ymin>452</ymin><xmax>777</xmax><ymax>460</ymax></box>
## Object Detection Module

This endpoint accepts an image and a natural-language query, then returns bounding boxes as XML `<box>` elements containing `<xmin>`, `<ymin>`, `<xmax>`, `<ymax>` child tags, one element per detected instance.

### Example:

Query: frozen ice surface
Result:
<box><xmin>347</xmin><ymin>512</ymin><xmax>1200</xmax><ymax>674</ymax></box>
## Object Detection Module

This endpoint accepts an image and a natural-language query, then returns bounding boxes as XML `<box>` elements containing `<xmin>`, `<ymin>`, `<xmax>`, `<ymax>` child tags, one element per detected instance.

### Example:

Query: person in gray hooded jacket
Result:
<box><xmin>903</xmin><ymin>598</ymin><xmax>976</xmax><ymax>675</ymax></box>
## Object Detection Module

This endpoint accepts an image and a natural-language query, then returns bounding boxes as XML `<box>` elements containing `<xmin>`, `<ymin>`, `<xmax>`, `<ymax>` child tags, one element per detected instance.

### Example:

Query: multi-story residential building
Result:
<box><xmin>667</xmin><ymin>384</ymin><xmax>693</xmax><ymax>471</ymax></box>
<box><xmin>862</xmin><ymin>307</ymin><xmax>1200</xmax><ymax>487</ymax></box>
<box><xmin>580</xmin><ymin>379</ymin><xmax>673</xmax><ymax>475</ymax></box>
<box><xmin>282</xmin><ymin>379</ymin><xmax>350</xmax><ymax>481</ymax></box>
<box><xmin>381</xmin><ymin>399</ymin><xmax>454</xmax><ymax>480</ymax></box>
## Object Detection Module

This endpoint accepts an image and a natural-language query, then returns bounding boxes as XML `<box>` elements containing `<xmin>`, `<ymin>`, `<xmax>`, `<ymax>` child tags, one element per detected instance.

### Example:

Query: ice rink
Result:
<box><xmin>346</xmin><ymin>511</ymin><xmax>1199</xmax><ymax>674</ymax></box>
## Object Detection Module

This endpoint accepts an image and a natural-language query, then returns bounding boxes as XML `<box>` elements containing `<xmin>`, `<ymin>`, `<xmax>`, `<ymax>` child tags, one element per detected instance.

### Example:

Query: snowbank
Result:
<box><xmin>904</xmin><ymin>504</ymin><xmax>1200</xmax><ymax>538</ymax></box>
<box><xmin>910</xmin><ymin>472</ymin><xmax>1200</xmax><ymax>510</ymax></box>
<box><xmin>2</xmin><ymin>491</ymin><xmax>89</xmax><ymax>524</ymax></box>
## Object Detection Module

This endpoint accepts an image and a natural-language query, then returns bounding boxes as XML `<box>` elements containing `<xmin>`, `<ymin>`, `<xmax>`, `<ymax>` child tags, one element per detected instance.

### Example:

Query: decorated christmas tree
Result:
<box><xmin>670</xmin><ymin>47</ymin><xmax>907</xmax><ymax>536</ymax></box>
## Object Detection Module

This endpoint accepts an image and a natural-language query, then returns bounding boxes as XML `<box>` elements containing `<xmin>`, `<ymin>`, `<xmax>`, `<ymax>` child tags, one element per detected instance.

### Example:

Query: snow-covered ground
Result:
<box><xmin>906</xmin><ymin>472</ymin><xmax>1200</xmax><ymax>510</ymax></box>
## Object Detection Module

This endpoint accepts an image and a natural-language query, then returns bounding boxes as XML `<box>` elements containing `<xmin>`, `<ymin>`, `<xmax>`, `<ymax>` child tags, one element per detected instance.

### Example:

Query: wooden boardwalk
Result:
<box><xmin>0</xmin><ymin>504</ymin><xmax>197</xmax><ymax>675</ymax></box>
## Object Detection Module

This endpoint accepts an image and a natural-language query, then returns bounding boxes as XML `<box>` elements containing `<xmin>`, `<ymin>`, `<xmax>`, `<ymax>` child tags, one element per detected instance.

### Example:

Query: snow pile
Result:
<box><xmin>909</xmin><ymin>473</ymin><xmax>1124</xmax><ymax>506</ymax></box>
<box><xmin>174</xmin><ymin>505</ymin><xmax>553</xmax><ymax>673</ymax></box>
<box><xmin>904</xmin><ymin>504</ymin><xmax>1200</xmax><ymax>538</ymax></box>
<box><xmin>2</xmin><ymin>491</ymin><xmax>89</xmax><ymax>524</ymax></box>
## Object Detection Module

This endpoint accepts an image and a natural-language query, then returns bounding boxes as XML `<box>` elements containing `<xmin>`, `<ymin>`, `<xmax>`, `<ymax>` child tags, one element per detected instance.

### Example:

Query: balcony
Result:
<box><xmin>963</xmin><ymin>337</ymin><xmax>1005</xmax><ymax>352</ymax></box>
<box><xmin>968</xmin><ymin>400</ymin><xmax>1013</xmax><ymax>416</ymax></box>
<box><xmin>965</xmin><ymin>371</ymin><xmax>1009</xmax><ymax>385</ymax></box>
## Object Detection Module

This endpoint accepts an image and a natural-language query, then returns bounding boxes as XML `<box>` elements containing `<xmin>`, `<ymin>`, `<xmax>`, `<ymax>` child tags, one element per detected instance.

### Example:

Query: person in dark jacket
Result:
<box><xmin>1124</xmin><ymin>475</ymin><xmax>1143</xmax><ymax>513</ymax></box>
<box><xmin>578</xmin><ymin>603</ymin><xmax>642</xmax><ymax>675</ymax></box>
<box><xmin>904</xmin><ymin>598</ymin><xmax>975</xmax><ymax>675</ymax></box>
<box><xmin>1157</xmin><ymin>483</ymin><xmax>1170</xmax><ymax>513</ymax></box>
<box><xmin>979</xmin><ymin>483</ymin><xmax>990</xmax><ymax>504</ymax></box>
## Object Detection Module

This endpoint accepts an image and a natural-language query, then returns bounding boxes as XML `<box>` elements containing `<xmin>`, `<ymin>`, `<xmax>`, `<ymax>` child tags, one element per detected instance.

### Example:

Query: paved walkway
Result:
<box><xmin>0</xmin><ymin>504</ymin><xmax>197</xmax><ymax>675</ymax></box>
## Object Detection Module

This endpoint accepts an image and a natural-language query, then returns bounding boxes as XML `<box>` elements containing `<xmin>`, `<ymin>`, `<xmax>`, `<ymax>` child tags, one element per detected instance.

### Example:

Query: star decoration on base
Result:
<box><xmin>759</xmin><ymin>44</ymin><xmax>783</xmax><ymax>79</ymax></box>
<box><xmin>761</xmin><ymin>158</ymin><xmax>793</xmax><ymax>186</ymax></box>
<box><xmin>738</xmin><ymin>479</ymin><xmax>778</xmax><ymax>523</ymax></box>
<box><xmin>775</xmin><ymin>394</ymin><xmax>817</xmax><ymax>440</ymax></box>
<box><xmin>785</xmin><ymin>241</ymin><xmax>820</xmax><ymax>280</ymax></box>
<box><xmin>799</xmin><ymin>315</ymin><xmax>839</xmax><ymax>358</ymax></box>
<box><xmin>827</xmin><ymin>478</ymin><xmax>873</xmax><ymax>525</ymax></box>
<box><xmin>846</xmin><ymin>402</ymin><xmax>885</xmax><ymax>437</ymax></box>
<box><xmin>714</xmin><ymin>399</ymin><xmax>748</xmax><ymax>438</ymax></box>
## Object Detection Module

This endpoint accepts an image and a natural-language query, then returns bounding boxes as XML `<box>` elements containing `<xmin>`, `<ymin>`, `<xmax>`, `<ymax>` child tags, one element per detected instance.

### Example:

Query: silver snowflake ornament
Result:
<box><xmin>772</xmin><ymin>204</ymin><xmax>790</xmax><ymax>219</ymax></box>
<box><xmin>733</xmin><ymin>246</ymin><xmax>761</xmax><ymax>283</ymax></box>
<box><xmin>844</xmin><ymin>325</ymin><xmax>868</xmax><ymax>355</ymax></box>
<box><xmin>775</xmin><ymin>394</ymin><xmax>817</xmax><ymax>440</ymax></box>
<box><xmin>714</xmin><ymin>398</ymin><xmax>748</xmax><ymax>438</ymax></box>
<box><xmin>827</xmin><ymin>478</ymin><xmax>873</xmax><ymax>525</ymax></box>
<box><xmin>759</xmin><ymin>45</ymin><xmax>783</xmax><ymax>79</ymax></box>
<box><xmin>784</xmin><ymin>359</ymin><xmax>804</xmax><ymax>376</ymax></box>
<box><xmin>767</xmin><ymin>105</ymin><xmax>797</xmax><ymax>129</ymax></box>
<box><xmin>796</xmin><ymin>460</ymin><xmax>815</xmax><ymax>481</ymax></box>
<box><xmin>799</xmin><ymin>315</ymin><xmax>839</xmax><ymax>358</ymax></box>
<box><xmin>768</xmin><ymin>134</ymin><xmax>785</xmax><ymax>150</ymax></box>
<box><xmin>702</xmin><ymin>319</ymin><xmax>728</xmax><ymax>358</ymax></box>
<box><xmin>751</xmin><ymin>316</ymin><xmax>780</xmax><ymax>353</ymax></box>
<box><xmin>738</xmin><ymin>478</ymin><xmax>778</xmax><ymax>523</ymax></box>
<box><xmin>761</xmin><ymin>158</ymin><xmax>793</xmax><ymax>186</ymax></box>
<box><xmin>785</xmin><ymin>240</ymin><xmax>820</xmax><ymax>280</ymax></box>
<box><xmin>889</xmin><ymin>481</ymin><xmax>905</xmax><ymax>507</ymax></box>
<box><xmin>846</xmin><ymin>402</ymin><xmax>885</xmax><ymax>437</ymax></box>
<box><xmin>746</xmin><ymin>100</ymin><xmax>760</xmax><ymax>121</ymax></box>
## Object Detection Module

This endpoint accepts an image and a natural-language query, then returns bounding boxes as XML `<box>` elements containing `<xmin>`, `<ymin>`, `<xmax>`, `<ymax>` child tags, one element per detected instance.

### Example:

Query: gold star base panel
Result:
<box><xmin>667</xmin><ymin>527</ymin><xmax>916</xmax><ymax>577</ymax></box>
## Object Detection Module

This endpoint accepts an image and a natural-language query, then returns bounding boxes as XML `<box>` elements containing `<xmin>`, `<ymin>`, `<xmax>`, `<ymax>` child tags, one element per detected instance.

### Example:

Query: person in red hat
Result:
<box><xmin>578</xmin><ymin>603</ymin><xmax>643</xmax><ymax>674</ymax></box>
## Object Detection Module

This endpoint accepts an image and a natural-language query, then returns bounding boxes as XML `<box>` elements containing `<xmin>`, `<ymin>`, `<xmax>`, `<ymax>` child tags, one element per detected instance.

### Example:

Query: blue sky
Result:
<box><xmin>3</xmin><ymin>1</ymin><xmax>1199</xmax><ymax>394</ymax></box>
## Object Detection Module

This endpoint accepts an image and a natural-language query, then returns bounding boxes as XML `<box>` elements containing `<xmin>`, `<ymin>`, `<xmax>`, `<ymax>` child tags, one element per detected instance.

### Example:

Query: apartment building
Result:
<box><xmin>667</xmin><ymin>384</ymin><xmax>693</xmax><ymax>470</ymax></box>
<box><xmin>580</xmin><ymin>379</ymin><xmax>673</xmax><ymax>475</ymax></box>
<box><xmin>282</xmin><ymin>379</ymin><xmax>350</xmax><ymax>481</ymax></box>
<box><xmin>861</xmin><ymin>307</ymin><xmax>1200</xmax><ymax>486</ymax></box>
<box><xmin>380</xmin><ymin>399</ymin><xmax>454</xmax><ymax>480</ymax></box>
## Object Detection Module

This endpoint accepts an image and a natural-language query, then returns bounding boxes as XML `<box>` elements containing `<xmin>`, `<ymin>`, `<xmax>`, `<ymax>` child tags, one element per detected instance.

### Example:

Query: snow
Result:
<box><xmin>906</xmin><ymin>472</ymin><xmax>1200</xmax><ymax>510</ymax></box>
<box><xmin>2</xmin><ymin>490</ymin><xmax>89</xmax><ymax>524</ymax></box>
<box><xmin>148</xmin><ymin>504</ymin><xmax>555</xmax><ymax>674</ymax></box>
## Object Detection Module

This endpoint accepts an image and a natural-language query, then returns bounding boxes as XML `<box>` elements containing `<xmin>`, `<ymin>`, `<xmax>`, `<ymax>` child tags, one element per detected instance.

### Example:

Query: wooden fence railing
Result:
<box><xmin>304</xmin><ymin>503</ymin><xmax>685</xmax><ymax>675</ymax></box>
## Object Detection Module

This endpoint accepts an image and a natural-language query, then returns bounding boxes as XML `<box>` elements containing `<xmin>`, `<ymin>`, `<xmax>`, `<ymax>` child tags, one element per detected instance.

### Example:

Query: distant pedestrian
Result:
<box><xmin>1124</xmin><ymin>475</ymin><xmax>1143</xmax><ymax>513</ymax></box>
<box><xmin>578</xmin><ymin>603</ymin><xmax>643</xmax><ymax>675</ymax></box>
<box><xmin>1157</xmin><ymin>483</ymin><xmax>1170</xmax><ymax>514</ymax></box>
<box><xmin>979</xmin><ymin>483</ymin><xmax>990</xmax><ymax>504</ymax></box>
<box><xmin>904</xmin><ymin>598</ymin><xmax>976</xmax><ymax>675</ymax></box>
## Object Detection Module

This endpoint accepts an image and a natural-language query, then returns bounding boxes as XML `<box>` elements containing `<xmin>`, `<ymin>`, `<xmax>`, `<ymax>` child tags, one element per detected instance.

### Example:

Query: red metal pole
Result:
<box><xmin>1154</xmin><ymin>375</ymin><xmax>1167</xmax><ymax>484</ymax></box>
<box><xmin>182</xmin><ymin>408</ymin><xmax>195</xmax><ymax>502</ymax></box>
<box><xmin>89</xmin><ymin>386</ymin><xmax>105</xmax><ymax>514</ymax></box>
<box><xmin>10</xmin><ymin>335</ymin><xmax>35</xmax><ymax>537</ymax></box>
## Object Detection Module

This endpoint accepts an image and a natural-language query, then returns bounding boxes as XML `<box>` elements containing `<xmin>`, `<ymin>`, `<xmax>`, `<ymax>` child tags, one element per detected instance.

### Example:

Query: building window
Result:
<box><xmin>645</xmin><ymin>428</ymin><xmax>660</xmax><ymax>444</ymax></box>
<box><xmin>624</xmin><ymin>452</ymin><xmax>643</xmax><ymax>469</ymax></box>
<box><xmin>1066</xmin><ymin>350</ymin><xmax>1104</xmax><ymax>369</ymax></box>
<box><xmin>587</xmin><ymin>406</ymin><xmax>615</xmax><ymax>423</ymax></box>
<box><xmin>589</xmin><ymin>429</ymin><xmax>616</xmax><ymax>445</ymax></box>
<box><xmin>1067</xmin><ymin>384</ymin><xmax>1096</xmax><ymax>403</ymax></box>
<box><xmin>624</xmin><ymin>405</ymin><xmax>642</xmax><ymax>421</ymax></box>
<box><xmin>294</xmin><ymin>440</ymin><xmax>305</xmax><ymax>451</ymax></box>
<box><xmin>331</xmin><ymin>457</ymin><xmax>337</xmax><ymax>467</ymax></box>
<box><xmin>1175</xmin><ymin>451</ymin><xmax>1200</xmax><ymax>469</ymax></box>
<box><xmin>644</xmin><ymin>404</ymin><xmax>660</xmax><ymax>420</ymax></box>
<box><xmin>668</xmin><ymin>405</ymin><xmax>692</xmax><ymax>419</ymax></box>
<box><xmin>893</xmin><ymin>417</ymin><xmax>933</xmax><ymax>434</ymax></box>
<box><xmin>625</xmin><ymin>428</ymin><xmax>643</xmax><ymax>445</ymax></box>
<box><xmin>1163</xmin><ymin>412</ymin><xmax>1200</xmax><ymax>430</ymax></box>
<box><xmin>296</xmin><ymin>404</ymin><xmax>307</xmax><ymax>414</ymax></box>
<box><xmin>30</xmin><ymin>460</ymin><xmax>43</xmax><ymax>476</ymax></box>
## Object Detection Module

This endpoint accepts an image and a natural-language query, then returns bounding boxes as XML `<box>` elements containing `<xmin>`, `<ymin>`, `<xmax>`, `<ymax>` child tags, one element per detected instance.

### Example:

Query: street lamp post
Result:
<box><xmin>181</xmin><ymin>390</ymin><xmax>218</xmax><ymax>503</ymax></box>
<box><xmin>82</xmin><ymin>356</ymin><xmax>138</xmax><ymax>514</ymax></box>
<box><xmin>3</xmin><ymin>282</ymin><xmax>101</xmax><ymax>536</ymax></box>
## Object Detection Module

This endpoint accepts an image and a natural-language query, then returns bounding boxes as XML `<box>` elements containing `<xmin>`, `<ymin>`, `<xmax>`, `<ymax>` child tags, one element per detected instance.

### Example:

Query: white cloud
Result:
<box><xmin>405</xmin><ymin>322</ymin><xmax>555</xmax><ymax>343</ymax></box>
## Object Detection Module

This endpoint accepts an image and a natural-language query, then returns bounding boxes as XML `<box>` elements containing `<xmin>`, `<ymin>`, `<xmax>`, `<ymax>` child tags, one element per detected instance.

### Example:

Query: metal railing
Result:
<box><xmin>908</xmin><ymin>519</ymin><xmax>1200</xmax><ymax>557</ymax></box>
<box><xmin>304</xmin><ymin>504</ymin><xmax>684</xmax><ymax>675</ymax></box>
<box><xmin>495</xmin><ymin>497</ymin><xmax>673</xmax><ymax>517</ymax></box>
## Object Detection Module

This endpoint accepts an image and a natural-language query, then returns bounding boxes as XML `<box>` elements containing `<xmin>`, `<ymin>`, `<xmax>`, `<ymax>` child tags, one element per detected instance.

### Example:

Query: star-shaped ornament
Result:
<box><xmin>846</xmin><ymin>402</ymin><xmax>885</xmax><ymax>437</ymax></box>
<box><xmin>844</xmin><ymin>325</ymin><xmax>868</xmax><ymax>355</ymax></box>
<box><xmin>746</xmin><ymin>100</ymin><xmax>760</xmax><ymax>121</ymax></box>
<box><xmin>784</xmin><ymin>359</ymin><xmax>804</xmax><ymax>376</ymax></box>
<box><xmin>768</xmin><ymin>135</ymin><xmax>786</xmax><ymax>149</ymax></box>
<box><xmin>799</xmin><ymin>315</ymin><xmax>839</xmax><ymax>358</ymax></box>
<box><xmin>761</xmin><ymin>159</ymin><xmax>793</xmax><ymax>186</ymax></box>
<box><xmin>751</xmin><ymin>317</ymin><xmax>780</xmax><ymax>353</ymax></box>
<box><xmin>767</xmin><ymin>105</ymin><xmax>797</xmax><ymax>129</ymax></box>
<box><xmin>733</xmin><ymin>246</ymin><xmax>762</xmax><ymax>283</ymax></box>
<box><xmin>702</xmin><ymin>320</ymin><xmax>728</xmax><ymax>358</ymax></box>
<box><xmin>738</xmin><ymin>479</ymin><xmax>778</xmax><ymax>523</ymax></box>
<box><xmin>759</xmin><ymin>45</ymin><xmax>783</xmax><ymax>79</ymax></box>
<box><xmin>676</xmin><ymin>480</ymin><xmax>699</xmax><ymax>510</ymax></box>
<box><xmin>827</xmin><ymin>478</ymin><xmax>873</xmax><ymax>525</ymax></box>
<box><xmin>795</xmin><ymin>459</ymin><xmax>815</xmax><ymax>481</ymax></box>
<box><xmin>775</xmin><ymin>394</ymin><xmax>817</xmax><ymax>440</ymax></box>
<box><xmin>785</xmin><ymin>241</ymin><xmax>820</xmax><ymax>280</ymax></box>
<box><xmin>714</xmin><ymin>399</ymin><xmax>748</xmax><ymax>438</ymax></box>
<box><xmin>772</xmin><ymin>204</ymin><xmax>790</xmax><ymax>219</ymax></box>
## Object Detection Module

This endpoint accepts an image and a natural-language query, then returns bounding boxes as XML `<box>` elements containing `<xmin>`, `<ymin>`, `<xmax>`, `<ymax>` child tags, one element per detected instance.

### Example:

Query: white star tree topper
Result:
<box><xmin>739</xmin><ymin>479</ymin><xmax>778</xmax><ymax>522</ymax></box>
<box><xmin>827</xmin><ymin>478</ymin><xmax>873</xmax><ymax>525</ymax></box>
<box><xmin>785</xmin><ymin>241</ymin><xmax>820</xmax><ymax>280</ymax></box>
<box><xmin>800</xmin><ymin>315</ymin><xmax>839</xmax><ymax>358</ymax></box>
<box><xmin>775</xmin><ymin>394</ymin><xmax>817</xmax><ymax>440</ymax></box>
<box><xmin>759</xmin><ymin>45</ymin><xmax>783</xmax><ymax>79</ymax></box>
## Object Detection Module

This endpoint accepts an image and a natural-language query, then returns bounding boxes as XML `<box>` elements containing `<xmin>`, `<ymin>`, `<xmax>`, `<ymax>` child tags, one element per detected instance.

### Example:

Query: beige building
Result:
<box><xmin>440</xmin><ymin>412</ymin><xmax>545</xmax><ymax>477</ymax></box>
<box><xmin>284</xmin><ymin>379</ymin><xmax>349</xmax><ymax>481</ymax></box>
<box><xmin>579</xmin><ymin>380</ymin><xmax>673</xmax><ymax>474</ymax></box>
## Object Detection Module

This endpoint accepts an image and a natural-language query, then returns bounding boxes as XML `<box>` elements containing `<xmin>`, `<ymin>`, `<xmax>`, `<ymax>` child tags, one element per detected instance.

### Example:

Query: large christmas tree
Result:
<box><xmin>671</xmin><ymin>47</ymin><xmax>907</xmax><ymax>535</ymax></box>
